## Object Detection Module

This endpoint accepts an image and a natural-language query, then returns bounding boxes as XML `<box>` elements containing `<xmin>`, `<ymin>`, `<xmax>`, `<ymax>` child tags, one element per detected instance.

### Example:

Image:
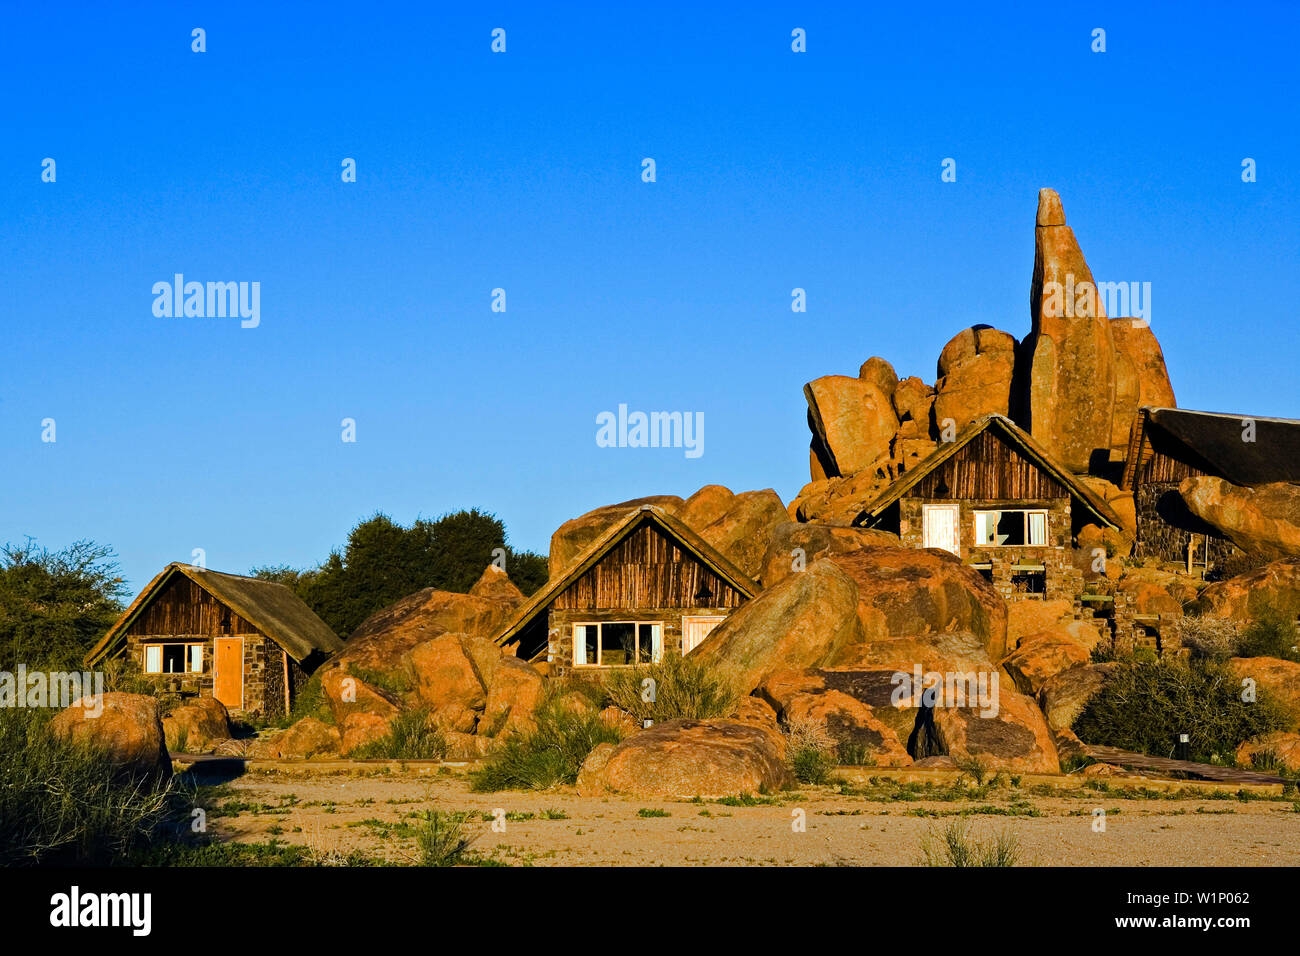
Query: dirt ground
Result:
<box><xmin>194</xmin><ymin>763</ymin><xmax>1300</xmax><ymax>866</ymax></box>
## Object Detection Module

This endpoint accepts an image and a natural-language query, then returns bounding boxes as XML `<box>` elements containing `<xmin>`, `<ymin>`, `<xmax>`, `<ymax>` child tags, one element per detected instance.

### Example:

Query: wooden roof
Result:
<box><xmin>85</xmin><ymin>563</ymin><xmax>343</xmax><ymax>665</ymax></box>
<box><xmin>857</xmin><ymin>414</ymin><xmax>1121</xmax><ymax>528</ymax></box>
<box><xmin>492</xmin><ymin>505</ymin><xmax>758</xmax><ymax>647</ymax></box>
<box><xmin>1121</xmin><ymin>406</ymin><xmax>1300</xmax><ymax>489</ymax></box>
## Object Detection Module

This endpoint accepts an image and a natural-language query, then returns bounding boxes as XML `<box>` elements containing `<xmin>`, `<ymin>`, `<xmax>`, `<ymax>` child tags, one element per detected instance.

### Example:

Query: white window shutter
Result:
<box><xmin>144</xmin><ymin>645</ymin><xmax>161</xmax><ymax>673</ymax></box>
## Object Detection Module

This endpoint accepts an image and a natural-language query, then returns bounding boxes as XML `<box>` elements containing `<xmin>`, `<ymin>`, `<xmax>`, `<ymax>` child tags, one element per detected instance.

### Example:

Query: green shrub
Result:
<box><xmin>920</xmin><ymin>821</ymin><xmax>1021</xmax><ymax>867</ymax></box>
<box><xmin>1073</xmin><ymin>658</ymin><xmax>1290</xmax><ymax>763</ymax></box>
<box><xmin>348</xmin><ymin>709</ymin><xmax>447</xmax><ymax>760</ymax></box>
<box><xmin>604</xmin><ymin>653</ymin><xmax>737</xmax><ymax>723</ymax></box>
<box><xmin>1238</xmin><ymin>614</ymin><xmax>1300</xmax><ymax>662</ymax></box>
<box><xmin>471</xmin><ymin>698</ymin><xmax>626</xmax><ymax>792</ymax></box>
<box><xmin>791</xmin><ymin>746</ymin><xmax>837</xmax><ymax>785</ymax></box>
<box><xmin>414</xmin><ymin>810</ymin><xmax>477</xmax><ymax>866</ymax></box>
<box><xmin>783</xmin><ymin>715</ymin><xmax>838</xmax><ymax>785</ymax></box>
<box><xmin>0</xmin><ymin>708</ymin><xmax>186</xmax><ymax>865</ymax></box>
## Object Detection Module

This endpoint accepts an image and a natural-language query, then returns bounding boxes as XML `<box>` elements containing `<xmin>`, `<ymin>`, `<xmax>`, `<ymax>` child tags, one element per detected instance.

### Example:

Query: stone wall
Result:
<box><xmin>545</xmin><ymin>606</ymin><xmax>735</xmax><ymax>678</ymax></box>
<box><xmin>1134</xmin><ymin>481</ymin><xmax>1241</xmax><ymax>570</ymax></box>
<box><xmin>126</xmin><ymin>630</ymin><xmax>275</xmax><ymax>715</ymax></box>
<box><xmin>898</xmin><ymin>496</ymin><xmax>1081</xmax><ymax>605</ymax></box>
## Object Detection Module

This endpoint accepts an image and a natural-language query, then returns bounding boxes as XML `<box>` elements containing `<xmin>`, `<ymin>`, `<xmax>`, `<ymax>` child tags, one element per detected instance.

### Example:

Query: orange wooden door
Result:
<box><xmin>213</xmin><ymin>637</ymin><xmax>244</xmax><ymax>710</ymax></box>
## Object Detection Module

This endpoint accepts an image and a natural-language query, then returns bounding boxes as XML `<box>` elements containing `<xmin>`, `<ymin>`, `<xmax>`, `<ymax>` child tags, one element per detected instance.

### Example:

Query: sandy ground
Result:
<box><xmin>194</xmin><ymin>764</ymin><xmax>1300</xmax><ymax>866</ymax></box>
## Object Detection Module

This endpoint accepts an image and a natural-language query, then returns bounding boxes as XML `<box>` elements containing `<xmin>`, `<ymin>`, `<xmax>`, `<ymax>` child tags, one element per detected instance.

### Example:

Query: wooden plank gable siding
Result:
<box><xmin>124</xmin><ymin>573</ymin><xmax>260</xmax><ymax>638</ymax></box>
<box><xmin>551</xmin><ymin>522</ymin><xmax>746</xmax><ymax>611</ymax></box>
<box><xmin>905</xmin><ymin>429</ymin><xmax>1069</xmax><ymax>501</ymax></box>
<box><xmin>1136</xmin><ymin>433</ymin><xmax>1216</xmax><ymax>486</ymax></box>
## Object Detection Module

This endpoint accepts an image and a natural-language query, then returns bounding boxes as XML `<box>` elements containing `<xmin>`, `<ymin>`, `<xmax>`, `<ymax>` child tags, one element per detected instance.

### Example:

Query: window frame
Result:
<box><xmin>142</xmin><ymin>642</ymin><xmax>205</xmax><ymax>675</ymax></box>
<box><xmin>972</xmin><ymin>508</ymin><xmax>1049</xmax><ymax>547</ymax></box>
<box><xmin>572</xmin><ymin>621</ymin><xmax>663</xmax><ymax>668</ymax></box>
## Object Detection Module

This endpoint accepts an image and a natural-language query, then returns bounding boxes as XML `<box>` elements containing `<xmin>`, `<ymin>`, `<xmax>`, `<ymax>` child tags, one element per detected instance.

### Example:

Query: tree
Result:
<box><xmin>0</xmin><ymin>539</ymin><xmax>127</xmax><ymax>671</ymax></box>
<box><xmin>253</xmin><ymin>509</ymin><xmax>547</xmax><ymax>639</ymax></box>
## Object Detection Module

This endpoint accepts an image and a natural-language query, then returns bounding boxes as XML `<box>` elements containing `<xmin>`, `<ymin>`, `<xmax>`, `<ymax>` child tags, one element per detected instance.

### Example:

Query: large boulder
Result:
<box><xmin>1225</xmin><ymin>657</ymin><xmax>1300</xmax><ymax>731</ymax></box>
<box><xmin>49</xmin><ymin>692</ymin><xmax>172</xmax><ymax>781</ymax></box>
<box><xmin>933</xmin><ymin>326</ymin><xmax>1018</xmax><ymax>429</ymax></box>
<box><xmin>252</xmin><ymin>716</ymin><xmax>341</xmax><ymax>759</ymax></box>
<box><xmin>789</xmin><ymin>459</ymin><xmax>904</xmax><ymax>526</ymax></box>
<box><xmin>1006</xmin><ymin>599</ymin><xmax>1074</xmax><ymax>645</ymax></box>
<box><xmin>760</xmin><ymin>666</ymin><xmax>922</xmax><ymax>747</ymax></box>
<box><xmin>891</xmin><ymin>376</ymin><xmax>936</xmax><ymax>430</ymax></box>
<box><xmin>690</xmin><ymin>559</ymin><xmax>864</xmax><ymax>695</ymax></box>
<box><xmin>782</xmin><ymin>689</ymin><xmax>913</xmax><ymax>766</ymax></box>
<box><xmin>1109</xmin><ymin>317</ymin><xmax>1176</xmax><ymax>453</ymax></box>
<box><xmin>1196</xmin><ymin>558</ymin><xmax>1300</xmax><ymax>623</ymax></box>
<box><xmin>576</xmin><ymin>719</ymin><xmax>791</xmax><ymax>798</ymax></box>
<box><xmin>1036</xmin><ymin>663</ymin><xmax>1118</xmax><ymax>733</ymax></box>
<box><xmin>1000</xmin><ymin>630</ymin><xmax>1092</xmax><ymax>697</ymax></box>
<box><xmin>1022</xmin><ymin>188</ymin><xmax>1117</xmax><ymax>473</ymax></box>
<box><xmin>859</xmin><ymin>356</ymin><xmax>900</xmax><ymax>396</ymax></box>
<box><xmin>825</xmin><ymin>548</ymin><xmax>1008</xmax><ymax>661</ymax></box>
<box><xmin>549</xmin><ymin>495</ymin><xmax>684</xmax><ymax>575</ymax></box>
<box><xmin>406</xmin><ymin>633</ymin><xmax>488</xmax><ymax>711</ymax></box>
<box><xmin>162</xmin><ymin>697</ymin><xmax>231</xmax><ymax>753</ymax></box>
<box><xmin>332</xmin><ymin>567</ymin><xmax>525</xmax><ymax>676</ymax></box>
<box><xmin>678</xmin><ymin>485</ymin><xmax>789</xmax><ymax>580</ymax></box>
<box><xmin>477</xmin><ymin>656</ymin><xmax>545</xmax><ymax>738</ymax></box>
<box><xmin>1180</xmin><ymin>478</ymin><xmax>1300</xmax><ymax>561</ymax></box>
<box><xmin>803</xmin><ymin>375</ymin><xmax>899</xmax><ymax>478</ymax></box>
<box><xmin>321</xmin><ymin>668</ymin><xmax>402</xmax><ymax>727</ymax></box>
<box><xmin>932</xmin><ymin>687</ymin><xmax>1060</xmax><ymax>773</ymax></box>
<box><xmin>759</xmin><ymin>521</ymin><xmax>901</xmax><ymax>588</ymax></box>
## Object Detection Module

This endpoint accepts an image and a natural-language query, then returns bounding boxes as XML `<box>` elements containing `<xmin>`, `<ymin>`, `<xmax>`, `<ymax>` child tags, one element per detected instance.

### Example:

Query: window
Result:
<box><xmin>922</xmin><ymin>504</ymin><xmax>961</xmax><ymax>553</ymax></box>
<box><xmin>143</xmin><ymin>643</ymin><xmax>204</xmax><ymax>674</ymax></box>
<box><xmin>973</xmin><ymin>509</ymin><xmax>1048</xmax><ymax>546</ymax></box>
<box><xmin>574</xmin><ymin>622</ymin><xmax>662</xmax><ymax>667</ymax></box>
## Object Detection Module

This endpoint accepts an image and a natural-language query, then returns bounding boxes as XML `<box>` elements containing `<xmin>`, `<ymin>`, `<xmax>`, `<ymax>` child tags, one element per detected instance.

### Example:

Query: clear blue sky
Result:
<box><xmin>3</xmin><ymin>1</ymin><xmax>1298</xmax><ymax>593</ymax></box>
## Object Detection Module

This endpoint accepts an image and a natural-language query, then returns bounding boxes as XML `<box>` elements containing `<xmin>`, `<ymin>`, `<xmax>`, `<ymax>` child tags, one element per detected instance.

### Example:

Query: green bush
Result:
<box><xmin>414</xmin><ymin>810</ymin><xmax>477</xmax><ymax>866</ymax></box>
<box><xmin>920</xmin><ymin>821</ymin><xmax>1021</xmax><ymax>867</ymax></box>
<box><xmin>471</xmin><ymin>698</ymin><xmax>626</xmax><ymax>792</ymax></box>
<box><xmin>0</xmin><ymin>708</ymin><xmax>186</xmax><ymax>865</ymax></box>
<box><xmin>1237</xmin><ymin>614</ymin><xmax>1300</xmax><ymax>662</ymax></box>
<box><xmin>603</xmin><ymin>653</ymin><xmax>737</xmax><ymax>723</ymax></box>
<box><xmin>791</xmin><ymin>746</ymin><xmax>837</xmax><ymax>785</ymax></box>
<box><xmin>348</xmin><ymin>709</ymin><xmax>447</xmax><ymax>760</ymax></box>
<box><xmin>1073</xmin><ymin>658</ymin><xmax>1290</xmax><ymax>763</ymax></box>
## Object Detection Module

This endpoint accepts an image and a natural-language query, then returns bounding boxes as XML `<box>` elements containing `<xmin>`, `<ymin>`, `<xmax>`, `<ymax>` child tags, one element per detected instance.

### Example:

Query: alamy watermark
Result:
<box><xmin>1042</xmin><ymin>272</ymin><xmax>1151</xmax><ymax>327</ymax></box>
<box><xmin>152</xmin><ymin>274</ymin><xmax>260</xmax><ymax>328</ymax></box>
<box><xmin>596</xmin><ymin>404</ymin><xmax>704</xmax><ymax>459</ymax></box>
<box><xmin>0</xmin><ymin>666</ymin><xmax>105</xmax><ymax>715</ymax></box>
<box><xmin>891</xmin><ymin>666</ymin><xmax>1000</xmax><ymax>719</ymax></box>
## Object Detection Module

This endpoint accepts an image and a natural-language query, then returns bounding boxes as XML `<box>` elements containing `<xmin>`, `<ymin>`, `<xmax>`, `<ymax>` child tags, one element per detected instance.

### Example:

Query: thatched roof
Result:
<box><xmin>85</xmin><ymin>563</ymin><xmax>343</xmax><ymax>666</ymax></box>
<box><xmin>856</xmin><ymin>414</ymin><xmax>1121</xmax><ymax>528</ymax></box>
<box><xmin>1123</xmin><ymin>407</ymin><xmax>1300</xmax><ymax>488</ymax></box>
<box><xmin>492</xmin><ymin>505</ymin><xmax>758</xmax><ymax>648</ymax></box>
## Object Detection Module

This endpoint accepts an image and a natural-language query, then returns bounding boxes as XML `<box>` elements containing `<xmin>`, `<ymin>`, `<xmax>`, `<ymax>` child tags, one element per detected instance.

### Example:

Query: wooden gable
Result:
<box><xmin>550</xmin><ymin>521</ymin><xmax>746</xmax><ymax>611</ymax></box>
<box><xmin>905</xmin><ymin>427</ymin><xmax>1069</xmax><ymax>501</ymax></box>
<box><xmin>124</xmin><ymin>572</ymin><xmax>260</xmax><ymax>639</ymax></box>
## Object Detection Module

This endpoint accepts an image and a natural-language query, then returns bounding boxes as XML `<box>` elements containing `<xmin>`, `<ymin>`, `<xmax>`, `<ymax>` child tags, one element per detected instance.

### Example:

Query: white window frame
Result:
<box><xmin>921</xmin><ymin>503</ymin><xmax>961</xmax><ymax>554</ymax></box>
<box><xmin>573</xmin><ymin>621</ymin><xmax>663</xmax><ymax>668</ymax></box>
<box><xmin>972</xmin><ymin>509</ymin><xmax>1049</xmax><ymax>547</ymax></box>
<box><xmin>142</xmin><ymin>642</ymin><xmax>205</xmax><ymax>674</ymax></box>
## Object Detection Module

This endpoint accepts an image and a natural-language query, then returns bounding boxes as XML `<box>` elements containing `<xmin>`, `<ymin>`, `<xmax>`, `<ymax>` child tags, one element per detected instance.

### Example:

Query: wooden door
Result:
<box><xmin>681</xmin><ymin>615</ymin><xmax>726</xmax><ymax>655</ymax></box>
<box><xmin>213</xmin><ymin>637</ymin><xmax>244</xmax><ymax>710</ymax></box>
<box><xmin>922</xmin><ymin>504</ymin><xmax>961</xmax><ymax>555</ymax></box>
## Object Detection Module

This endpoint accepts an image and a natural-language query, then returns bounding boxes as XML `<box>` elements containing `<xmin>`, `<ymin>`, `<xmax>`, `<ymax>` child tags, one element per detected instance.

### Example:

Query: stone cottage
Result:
<box><xmin>493</xmin><ymin>505</ymin><xmax>757</xmax><ymax>676</ymax></box>
<box><xmin>85</xmin><ymin>563</ymin><xmax>342</xmax><ymax>718</ymax></box>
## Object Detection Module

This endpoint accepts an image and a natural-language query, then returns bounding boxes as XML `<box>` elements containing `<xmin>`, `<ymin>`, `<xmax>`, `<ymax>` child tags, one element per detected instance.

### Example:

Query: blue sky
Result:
<box><xmin>2</xmin><ymin>1</ymin><xmax>1298</xmax><ymax>593</ymax></box>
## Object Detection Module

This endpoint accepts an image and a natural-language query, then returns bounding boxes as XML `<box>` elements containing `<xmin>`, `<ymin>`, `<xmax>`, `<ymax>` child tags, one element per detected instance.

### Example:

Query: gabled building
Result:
<box><xmin>493</xmin><ymin>505</ymin><xmax>757</xmax><ymax>675</ymax></box>
<box><xmin>85</xmin><ymin>563</ymin><xmax>342</xmax><ymax>717</ymax></box>
<box><xmin>855</xmin><ymin>414</ymin><xmax>1121</xmax><ymax>602</ymax></box>
<box><xmin>1121</xmin><ymin>406</ymin><xmax>1300</xmax><ymax>570</ymax></box>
